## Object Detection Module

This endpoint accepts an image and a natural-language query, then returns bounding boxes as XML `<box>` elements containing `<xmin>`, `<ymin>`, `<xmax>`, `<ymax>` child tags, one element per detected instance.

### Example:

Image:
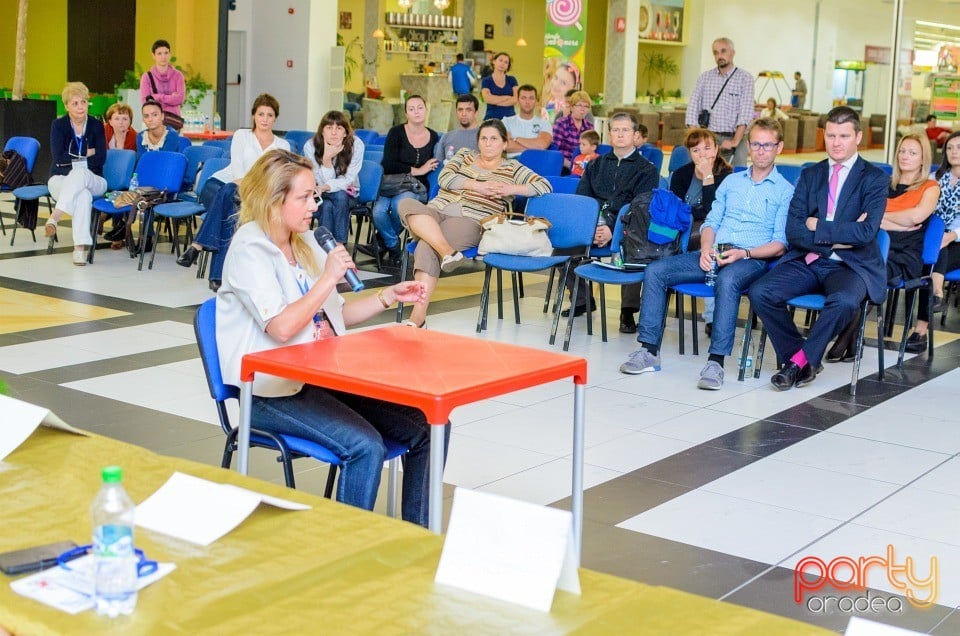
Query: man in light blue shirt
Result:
<box><xmin>449</xmin><ymin>54</ymin><xmax>476</xmax><ymax>96</ymax></box>
<box><xmin>619</xmin><ymin>118</ymin><xmax>794</xmax><ymax>390</ymax></box>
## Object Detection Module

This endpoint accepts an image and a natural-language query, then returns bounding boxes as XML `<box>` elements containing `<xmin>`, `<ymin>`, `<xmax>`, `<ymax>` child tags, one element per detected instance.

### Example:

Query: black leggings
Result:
<box><xmin>918</xmin><ymin>241</ymin><xmax>960</xmax><ymax>322</ymax></box>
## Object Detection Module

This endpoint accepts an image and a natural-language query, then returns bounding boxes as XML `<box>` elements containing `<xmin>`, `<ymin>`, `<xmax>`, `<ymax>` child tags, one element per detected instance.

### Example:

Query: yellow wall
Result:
<box><xmin>337</xmin><ymin>0</ymin><xmax>366</xmax><ymax>95</ymax></box>
<box><xmin>473</xmin><ymin>0</ymin><xmax>544</xmax><ymax>97</ymax></box>
<box><xmin>0</xmin><ymin>0</ymin><xmax>68</xmax><ymax>94</ymax></box>
<box><xmin>0</xmin><ymin>0</ymin><xmax>216</xmax><ymax>95</ymax></box>
<box><xmin>583</xmin><ymin>0</ymin><xmax>607</xmax><ymax>97</ymax></box>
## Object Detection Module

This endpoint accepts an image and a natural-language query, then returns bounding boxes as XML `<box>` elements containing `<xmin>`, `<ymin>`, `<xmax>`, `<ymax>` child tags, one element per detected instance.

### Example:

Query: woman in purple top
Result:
<box><xmin>139</xmin><ymin>39</ymin><xmax>185</xmax><ymax>124</ymax></box>
<box><xmin>480</xmin><ymin>52</ymin><xmax>518</xmax><ymax>120</ymax></box>
<box><xmin>552</xmin><ymin>90</ymin><xmax>594</xmax><ymax>171</ymax></box>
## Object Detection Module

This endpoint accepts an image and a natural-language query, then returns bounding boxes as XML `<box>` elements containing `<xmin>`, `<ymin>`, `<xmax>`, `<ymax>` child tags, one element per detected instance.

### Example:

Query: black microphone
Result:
<box><xmin>314</xmin><ymin>226</ymin><xmax>364</xmax><ymax>292</ymax></box>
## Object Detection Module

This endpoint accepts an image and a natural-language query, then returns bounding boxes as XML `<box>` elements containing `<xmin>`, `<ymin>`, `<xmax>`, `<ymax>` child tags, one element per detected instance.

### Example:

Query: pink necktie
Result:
<box><xmin>806</xmin><ymin>163</ymin><xmax>844</xmax><ymax>265</ymax></box>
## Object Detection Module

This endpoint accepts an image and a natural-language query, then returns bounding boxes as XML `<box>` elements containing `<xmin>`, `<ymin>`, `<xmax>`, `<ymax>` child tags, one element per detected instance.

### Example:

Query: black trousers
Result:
<box><xmin>748</xmin><ymin>258</ymin><xmax>868</xmax><ymax>367</ymax></box>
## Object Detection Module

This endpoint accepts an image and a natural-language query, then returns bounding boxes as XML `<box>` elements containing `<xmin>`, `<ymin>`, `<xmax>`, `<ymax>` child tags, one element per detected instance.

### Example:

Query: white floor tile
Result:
<box><xmin>640</xmin><ymin>408</ymin><xmax>757</xmax><ymax>445</ymax></box>
<box><xmin>853</xmin><ymin>486</ymin><xmax>960</xmax><ymax>547</ymax></box>
<box><xmin>584</xmin><ymin>432</ymin><xmax>694</xmax><ymax>473</ymax></box>
<box><xmin>910</xmin><ymin>457</ymin><xmax>960</xmax><ymax>498</ymax></box>
<box><xmin>443</xmin><ymin>431</ymin><xmax>558</xmax><ymax>489</ymax></box>
<box><xmin>477</xmin><ymin>457</ymin><xmax>622</xmax><ymax>506</ymax></box>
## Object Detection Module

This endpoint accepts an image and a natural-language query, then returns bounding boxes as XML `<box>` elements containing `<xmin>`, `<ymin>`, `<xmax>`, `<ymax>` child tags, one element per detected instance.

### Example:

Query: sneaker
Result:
<box><xmin>697</xmin><ymin>361</ymin><xmax>724</xmax><ymax>390</ymax></box>
<box><xmin>619</xmin><ymin>347</ymin><xmax>661</xmax><ymax>375</ymax></box>
<box><xmin>72</xmin><ymin>248</ymin><xmax>87</xmax><ymax>266</ymax></box>
<box><xmin>440</xmin><ymin>251</ymin><xmax>466</xmax><ymax>273</ymax></box>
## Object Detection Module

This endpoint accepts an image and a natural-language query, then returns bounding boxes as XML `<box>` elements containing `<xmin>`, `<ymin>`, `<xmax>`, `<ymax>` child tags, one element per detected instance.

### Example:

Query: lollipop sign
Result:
<box><xmin>548</xmin><ymin>0</ymin><xmax>583</xmax><ymax>31</ymax></box>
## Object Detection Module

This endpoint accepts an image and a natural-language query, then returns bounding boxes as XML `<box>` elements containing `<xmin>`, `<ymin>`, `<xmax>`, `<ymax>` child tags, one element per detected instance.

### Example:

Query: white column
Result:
<box><xmin>603</xmin><ymin>0</ymin><xmax>640</xmax><ymax>105</ymax></box>
<box><xmin>306</xmin><ymin>0</ymin><xmax>340</xmax><ymax>129</ymax></box>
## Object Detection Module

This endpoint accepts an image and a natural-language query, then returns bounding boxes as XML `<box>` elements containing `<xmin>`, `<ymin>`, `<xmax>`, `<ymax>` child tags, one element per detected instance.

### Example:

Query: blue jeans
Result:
<box><xmin>194</xmin><ymin>179</ymin><xmax>238</xmax><ymax>283</ymax></box>
<box><xmin>636</xmin><ymin>251</ymin><xmax>767</xmax><ymax>356</ymax></box>
<box><xmin>252</xmin><ymin>385</ymin><xmax>449</xmax><ymax>527</ymax></box>
<box><xmin>317</xmin><ymin>190</ymin><xmax>355</xmax><ymax>244</ymax></box>
<box><xmin>372</xmin><ymin>192</ymin><xmax>423</xmax><ymax>249</ymax></box>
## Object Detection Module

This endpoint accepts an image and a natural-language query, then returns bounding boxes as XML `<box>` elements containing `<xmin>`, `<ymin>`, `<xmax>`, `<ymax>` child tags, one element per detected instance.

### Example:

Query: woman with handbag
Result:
<box><xmin>303</xmin><ymin>110</ymin><xmax>365</xmax><ymax>245</ymax></box>
<box><xmin>371</xmin><ymin>95</ymin><xmax>440</xmax><ymax>266</ymax></box>
<box><xmin>139</xmin><ymin>39</ymin><xmax>185</xmax><ymax>131</ymax></box>
<box><xmin>44</xmin><ymin>82</ymin><xmax>107</xmax><ymax>266</ymax></box>
<box><xmin>397</xmin><ymin>118</ymin><xmax>552</xmax><ymax>328</ymax></box>
<box><xmin>177</xmin><ymin>94</ymin><xmax>290</xmax><ymax>291</ymax></box>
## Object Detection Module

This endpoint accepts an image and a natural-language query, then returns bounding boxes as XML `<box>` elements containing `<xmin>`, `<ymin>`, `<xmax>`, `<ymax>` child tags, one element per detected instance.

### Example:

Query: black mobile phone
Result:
<box><xmin>0</xmin><ymin>541</ymin><xmax>78</xmax><ymax>576</ymax></box>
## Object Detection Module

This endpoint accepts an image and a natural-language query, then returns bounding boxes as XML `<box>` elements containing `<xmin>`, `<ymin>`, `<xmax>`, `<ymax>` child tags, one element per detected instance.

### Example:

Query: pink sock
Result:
<box><xmin>790</xmin><ymin>350</ymin><xmax>808</xmax><ymax>369</ymax></box>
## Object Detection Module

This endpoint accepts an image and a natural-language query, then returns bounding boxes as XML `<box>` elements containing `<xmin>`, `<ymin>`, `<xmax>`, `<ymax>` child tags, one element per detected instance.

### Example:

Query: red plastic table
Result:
<box><xmin>181</xmin><ymin>130</ymin><xmax>233</xmax><ymax>140</ymax></box>
<box><xmin>239</xmin><ymin>326</ymin><xmax>588</xmax><ymax>552</ymax></box>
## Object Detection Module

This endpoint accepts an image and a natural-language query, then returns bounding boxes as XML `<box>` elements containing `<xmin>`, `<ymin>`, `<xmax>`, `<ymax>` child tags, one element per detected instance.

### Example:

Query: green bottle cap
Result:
<box><xmin>101</xmin><ymin>466</ymin><xmax>123</xmax><ymax>483</ymax></box>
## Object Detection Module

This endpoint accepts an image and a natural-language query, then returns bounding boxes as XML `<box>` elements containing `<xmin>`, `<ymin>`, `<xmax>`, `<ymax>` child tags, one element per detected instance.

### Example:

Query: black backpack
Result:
<box><xmin>620</xmin><ymin>190</ymin><xmax>684</xmax><ymax>266</ymax></box>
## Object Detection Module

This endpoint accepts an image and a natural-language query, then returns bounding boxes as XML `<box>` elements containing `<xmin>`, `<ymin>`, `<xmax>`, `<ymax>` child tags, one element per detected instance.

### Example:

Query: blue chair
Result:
<box><xmin>283</xmin><ymin>130</ymin><xmax>314</xmax><ymax>155</ymax></box>
<box><xmin>181</xmin><ymin>145</ymin><xmax>223</xmax><ymax>192</ymax></box>
<box><xmin>193</xmin><ymin>298</ymin><xmax>407</xmax><ymax>513</ymax></box>
<box><xmin>87</xmin><ymin>149</ymin><xmax>137</xmax><ymax>263</ymax></box>
<box><xmin>639</xmin><ymin>144</ymin><xmax>664</xmax><ymax>173</ymax></box>
<box><xmin>752</xmin><ymin>231</ymin><xmax>890</xmax><ymax>396</ymax></box>
<box><xmin>354</xmin><ymin>129</ymin><xmax>380</xmax><ymax>146</ymax></box>
<box><xmin>3</xmin><ymin>136</ymin><xmax>41</xmax><ymax>239</ymax></box>
<box><xmin>375</xmin><ymin>134</ymin><xmax>388</xmax><ymax>146</ymax></box>
<box><xmin>871</xmin><ymin>161</ymin><xmax>894</xmax><ymax>176</ymax></box>
<box><xmin>886</xmin><ymin>215</ymin><xmax>944</xmax><ymax>364</ymax></box>
<box><xmin>517</xmin><ymin>149</ymin><xmax>564</xmax><ymax>177</ymax></box>
<box><xmin>667</xmin><ymin>145</ymin><xmax>691</xmax><ymax>175</ymax></box>
<box><xmin>476</xmin><ymin>193</ymin><xmax>599</xmax><ymax>341</ymax></box>
<box><xmin>180</xmin><ymin>156</ymin><xmax>229</xmax><ymax>203</ymax></box>
<box><xmin>177</xmin><ymin>136</ymin><xmax>193</xmax><ymax>153</ymax></box>
<box><xmin>546</xmin><ymin>175</ymin><xmax>580</xmax><ymax>194</ymax></box>
<box><xmin>776</xmin><ymin>164</ymin><xmax>803</xmax><ymax>186</ymax></box>
<box><xmin>348</xmin><ymin>161</ymin><xmax>384</xmax><ymax>268</ymax></box>
<box><xmin>396</xmin><ymin>242</ymin><xmax>481</xmax><ymax>322</ymax></box>
<box><xmin>596</xmin><ymin>144</ymin><xmax>613</xmax><ymax>156</ymax></box>
<box><xmin>364</xmin><ymin>149</ymin><xmax>383</xmax><ymax>165</ymax></box>
<box><xmin>203</xmin><ymin>138</ymin><xmax>233</xmax><ymax>153</ymax></box>
<box><xmin>941</xmin><ymin>267</ymin><xmax>960</xmax><ymax>327</ymax></box>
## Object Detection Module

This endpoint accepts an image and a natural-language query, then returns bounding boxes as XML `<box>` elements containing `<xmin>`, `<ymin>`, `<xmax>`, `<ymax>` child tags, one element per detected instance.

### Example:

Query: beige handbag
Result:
<box><xmin>477</xmin><ymin>212</ymin><xmax>553</xmax><ymax>257</ymax></box>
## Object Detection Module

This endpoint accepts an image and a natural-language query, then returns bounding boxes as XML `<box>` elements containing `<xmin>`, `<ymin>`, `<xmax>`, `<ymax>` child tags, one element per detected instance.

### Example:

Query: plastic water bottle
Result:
<box><xmin>705</xmin><ymin>245</ymin><xmax>718</xmax><ymax>287</ymax></box>
<box><xmin>213</xmin><ymin>112</ymin><xmax>221</xmax><ymax>132</ymax></box>
<box><xmin>204</xmin><ymin>115</ymin><xmax>211</xmax><ymax>133</ymax></box>
<box><xmin>91</xmin><ymin>466</ymin><xmax>138</xmax><ymax>617</ymax></box>
<box><xmin>445</xmin><ymin>145</ymin><xmax>455</xmax><ymax>162</ymax></box>
<box><xmin>129</xmin><ymin>172</ymin><xmax>139</xmax><ymax>192</ymax></box>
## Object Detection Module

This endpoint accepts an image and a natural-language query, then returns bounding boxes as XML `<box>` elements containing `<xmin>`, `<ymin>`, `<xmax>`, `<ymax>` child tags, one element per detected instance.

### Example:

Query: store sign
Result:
<box><xmin>864</xmin><ymin>45</ymin><xmax>891</xmax><ymax>65</ymax></box>
<box><xmin>639</xmin><ymin>0</ymin><xmax>684</xmax><ymax>42</ymax></box>
<box><xmin>543</xmin><ymin>0</ymin><xmax>589</xmax><ymax>121</ymax></box>
<box><xmin>615</xmin><ymin>16</ymin><xmax>625</xmax><ymax>33</ymax></box>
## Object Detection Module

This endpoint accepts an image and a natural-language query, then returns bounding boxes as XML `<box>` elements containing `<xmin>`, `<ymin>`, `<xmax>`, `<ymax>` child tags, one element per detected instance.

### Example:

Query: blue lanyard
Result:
<box><xmin>294</xmin><ymin>267</ymin><xmax>325</xmax><ymax>330</ymax></box>
<box><xmin>72</xmin><ymin>119</ymin><xmax>86</xmax><ymax>158</ymax></box>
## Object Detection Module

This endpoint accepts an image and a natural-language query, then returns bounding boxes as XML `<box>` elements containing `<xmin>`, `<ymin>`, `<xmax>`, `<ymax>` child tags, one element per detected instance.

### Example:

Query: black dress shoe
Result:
<box><xmin>771</xmin><ymin>362</ymin><xmax>801</xmax><ymax>391</ymax></box>
<box><xmin>826</xmin><ymin>346</ymin><xmax>857</xmax><ymax>363</ymax></box>
<box><xmin>905</xmin><ymin>332</ymin><xmax>927</xmax><ymax>354</ymax></box>
<box><xmin>704</xmin><ymin>322</ymin><xmax>713</xmax><ymax>337</ymax></box>
<box><xmin>931</xmin><ymin>297</ymin><xmax>945</xmax><ymax>314</ymax></box>
<box><xmin>104</xmin><ymin>221</ymin><xmax>126</xmax><ymax>242</ymax></box>
<box><xmin>561</xmin><ymin>297</ymin><xmax>595</xmax><ymax>318</ymax></box>
<box><xmin>619</xmin><ymin>309</ymin><xmax>637</xmax><ymax>334</ymax></box>
<box><xmin>795</xmin><ymin>364</ymin><xmax>823</xmax><ymax>388</ymax></box>
<box><xmin>177</xmin><ymin>246</ymin><xmax>200</xmax><ymax>268</ymax></box>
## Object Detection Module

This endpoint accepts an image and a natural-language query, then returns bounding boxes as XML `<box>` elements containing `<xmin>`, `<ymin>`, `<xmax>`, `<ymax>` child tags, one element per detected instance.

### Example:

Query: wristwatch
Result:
<box><xmin>744</xmin><ymin>249</ymin><xmax>752</xmax><ymax>259</ymax></box>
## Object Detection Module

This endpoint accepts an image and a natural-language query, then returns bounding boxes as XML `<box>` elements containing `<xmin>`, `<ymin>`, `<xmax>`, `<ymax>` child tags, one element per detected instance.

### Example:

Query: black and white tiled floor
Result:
<box><xmin>2</xmin><ymin>207</ymin><xmax>959</xmax><ymax>634</ymax></box>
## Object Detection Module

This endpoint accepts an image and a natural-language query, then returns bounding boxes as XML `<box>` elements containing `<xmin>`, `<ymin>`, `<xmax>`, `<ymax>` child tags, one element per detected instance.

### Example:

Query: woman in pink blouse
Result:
<box><xmin>139</xmin><ymin>39</ymin><xmax>185</xmax><ymax>127</ymax></box>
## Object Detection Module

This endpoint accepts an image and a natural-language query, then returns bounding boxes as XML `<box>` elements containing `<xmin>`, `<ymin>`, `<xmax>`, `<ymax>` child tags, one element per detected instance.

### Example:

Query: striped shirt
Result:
<box><xmin>684</xmin><ymin>66</ymin><xmax>755</xmax><ymax>133</ymax></box>
<box><xmin>703</xmin><ymin>166</ymin><xmax>793</xmax><ymax>249</ymax></box>
<box><xmin>430</xmin><ymin>149</ymin><xmax>552</xmax><ymax>221</ymax></box>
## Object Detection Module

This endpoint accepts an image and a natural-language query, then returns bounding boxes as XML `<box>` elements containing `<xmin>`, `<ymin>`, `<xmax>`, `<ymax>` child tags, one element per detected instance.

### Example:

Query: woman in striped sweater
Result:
<box><xmin>398</xmin><ymin>119</ymin><xmax>552</xmax><ymax>327</ymax></box>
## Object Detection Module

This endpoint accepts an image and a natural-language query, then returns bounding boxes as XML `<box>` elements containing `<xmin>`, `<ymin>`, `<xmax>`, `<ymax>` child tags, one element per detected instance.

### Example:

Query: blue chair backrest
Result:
<box><xmin>517</xmin><ymin>149</ymin><xmax>564</xmax><ymax>177</ymax></box>
<box><xmin>375</xmin><ymin>134</ymin><xmax>388</xmax><ymax>146</ymax></box>
<box><xmin>777</xmin><ymin>164</ymin><xmax>803</xmax><ymax>186</ymax></box>
<box><xmin>546</xmin><ymin>175</ymin><xmax>580</xmax><ymax>194</ymax></box>
<box><xmin>922</xmin><ymin>215</ymin><xmax>945</xmax><ymax>266</ymax></box>
<box><xmin>284</xmin><ymin>130</ymin><xmax>314</xmax><ymax>155</ymax></box>
<box><xmin>667</xmin><ymin>145</ymin><xmax>691</xmax><ymax>174</ymax></box>
<box><xmin>801</xmin><ymin>161</ymin><xmax>818</xmax><ymax>170</ymax></box>
<box><xmin>354</xmin><ymin>129</ymin><xmax>380</xmax><ymax>146</ymax></box>
<box><xmin>878</xmin><ymin>229</ymin><xmax>890</xmax><ymax>262</ymax></box>
<box><xmin>596</xmin><ymin>144</ymin><xmax>613</xmax><ymax>156</ymax></box>
<box><xmin>872</xmin><ymin>161</ymin><xmax>894</xmax><ymax>176</ymax></box>
<box><xmin>134</xmin><ymin>150</ymin><xmax>188</xmax><ymax>194</ymax></box>
<box><xmin>364</xmin><ymin>149</ymin><xmax>383</xmax><ymax>165</ymax></box>
<box><xmin>204</xmin><ymin>138</ymin><xmax>233</xmax><ymax>153</ymax></box>
<box><xmin>639</xmin><ymin>144</ymin><xmax>664</xmax><ymax>173</ymax></box>
<box><xmin>659</xmin><ymin>175</ymin><xmax>669</xmax><ymax>190</ymax></box>
<box><xmin>194</xmin><ymin>298</ymin><xmax>239</xmax><ymax>403</ymax></box>
<box><xmin>177</xmin><ymin>136</ymin><xmax>193</xmax><ymax>153</ymax></box>
<box><xmin>182</xmin><ymin>145</ymin><xmax>224</xmax><ymax>187</ymax></box>
<box><xmin>195</xmin><ymin>157</ymin><xmax>230</xmax><ymax>196</ymax></box>
<box><xmin>357</xmin><ymin>160</ymin><xmax>383</xmax><ymax>205</ymax></box>
<box><xmin>525</xmin><ymin>193</ymin><xmax>599</xmax><ymax>250</ymax></box>
<box><xmin>3</xmin><ymin>136</ymin><xmax>40</xmax><ymax>173</ymax></box>
<box><xmin>103</xmin><ymin>149</ymin><xmax>137</xmax><ymax>191</ymax></box>
<box><xmin>427</xmin><ymin>167</ymin><xmax>440</xmax><ymax>199</ymax></box>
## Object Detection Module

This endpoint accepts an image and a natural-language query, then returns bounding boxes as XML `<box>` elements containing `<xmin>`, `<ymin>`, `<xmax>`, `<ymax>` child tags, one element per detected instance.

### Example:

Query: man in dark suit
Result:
<box><xmin>748</xmin><ymin>106</ymin><xmax>888</xmax><ymax>391</ymax></box>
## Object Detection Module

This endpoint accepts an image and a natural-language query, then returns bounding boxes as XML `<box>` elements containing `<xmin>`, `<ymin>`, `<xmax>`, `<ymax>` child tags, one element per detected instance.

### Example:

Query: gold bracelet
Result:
<box><xmin>377</xmin><ymin>289</ymin><xmax>391</xmax><ymax>309</ymax></box>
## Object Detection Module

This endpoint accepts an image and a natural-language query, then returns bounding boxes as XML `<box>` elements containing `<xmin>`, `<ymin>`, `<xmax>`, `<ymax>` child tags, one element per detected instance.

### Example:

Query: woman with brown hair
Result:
<box><xmin>669</xmin><ymin>128</ymin><xmax>734</xmax><ymax>251</ymax></box>
<box><xmin>303</xmin><ymin>110</ymin><xmax>364</xmax><ymax>244</ymax></box>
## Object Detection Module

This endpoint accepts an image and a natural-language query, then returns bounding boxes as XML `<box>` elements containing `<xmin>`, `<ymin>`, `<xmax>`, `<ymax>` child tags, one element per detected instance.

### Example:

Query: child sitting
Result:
<box><xmin>571</xmin><ymin>129</ymin><xmax>600</xmax><ymax>177</ymax></box>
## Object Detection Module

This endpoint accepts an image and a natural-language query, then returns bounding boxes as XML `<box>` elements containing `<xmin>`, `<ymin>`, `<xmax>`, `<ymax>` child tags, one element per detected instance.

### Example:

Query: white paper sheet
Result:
<box><xmin>845</xmin><ymin>617</ymin><xmax>925</xmax><ymax>636</ymax></box>
<box><xmin>0</xmin><ymin>394</ymin><xmax>85</xmax><ymax>462</ymax></box>
<box><xmin>10</xmin><ymin>555</ymin><xmax>175</xmax><ymax>615</ymax></box>
<box><xmin>435</xmin><ymin>488</ymin><xmax>580</xmax><ymax>612</ymax></box>
<box><xmin>134</xmin><ymin>472</ymin><xmax>309</xmax><ymax>546</ymax></box>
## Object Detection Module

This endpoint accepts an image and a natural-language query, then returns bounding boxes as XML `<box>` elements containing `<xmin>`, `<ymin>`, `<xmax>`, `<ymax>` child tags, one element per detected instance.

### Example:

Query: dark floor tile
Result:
<box><xmin>27</xmin><ymin>344</ymin><xmax>199</xmax><ymax>384</ymax></box>
<box><xmin>723</xmin><ymin>565</ymin><xmax>954</xmax><ymax>634</ymax></box>
<box><xmin>765</xmin><ymin>397</ymin><xmax>871</xmax><ymax>431</ymax></box>
<box><xmin>578</xmin><ymin>520</ymin><xmax>772</xmax><ymax>599</ymax></box>
<box><xmin>92</xmin><ymin>411</ymin><xmax>222</xmax><ymax>449</ymax></box>
<box><xmin>632</xmin><ymin>444</ymin><xmax>762</xmax><ymax>489</ymax></box>
<box><xmin>706</xmin><ymin>420</ymin><xmax>820</xmax><ymax>456</ymax></box>
<box><xmin>930</xmin><ymin>609</ymin><xmax>960</xmax><ymax>635</ymax></box>
<box><xmin>551</xmin><ymin>474</ymin><xmax>693</xmax><ymax>525</ymax></box>
<box><xmin>818</xmin><ymin>378</ymin><xmax>907</xmax><ymax>408</ymax></box>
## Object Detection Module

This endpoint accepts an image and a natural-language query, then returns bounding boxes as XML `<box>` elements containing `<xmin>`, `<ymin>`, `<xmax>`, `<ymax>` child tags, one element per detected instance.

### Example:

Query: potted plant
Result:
<box><xmin>641</xmin><ymin>52</ymin><xmax>679</xmax><ymax>102</ymax></box>
<box><xmin>180</xmin><ymin>64</ymin><xmax>213</xmax><ymax>112</ymax></box>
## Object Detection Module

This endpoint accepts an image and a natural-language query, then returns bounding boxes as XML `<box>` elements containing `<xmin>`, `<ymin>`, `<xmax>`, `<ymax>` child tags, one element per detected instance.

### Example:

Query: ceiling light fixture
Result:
<box><xmin>516</xmin><ymin>1</ymin><xmax>527</xmax><ymax>47</ymax></box>
<box><xmin>434</xmin><ymin>0</ymin><xmax>450</xmax><ymax>10</ymax></box>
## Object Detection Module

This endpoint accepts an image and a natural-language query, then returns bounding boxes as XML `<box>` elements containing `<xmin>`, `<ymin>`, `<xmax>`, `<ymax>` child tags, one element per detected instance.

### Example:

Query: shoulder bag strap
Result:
<box><xmin>709</xmin><ymin>68</ymin><xmax>737</xmax><ymax>110</ymax></box>
<box><xmin>147</xmin><ymin>72</ymin><xmax>159</xmax><ymax>95</ymax></box>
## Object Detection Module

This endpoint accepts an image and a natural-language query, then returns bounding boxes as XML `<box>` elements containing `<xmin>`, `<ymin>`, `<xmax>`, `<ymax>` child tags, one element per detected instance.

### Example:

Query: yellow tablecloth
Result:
<box><xmin>0</xmin><ymin>428</ymin><xmax>829</xmax><ymax>635</ymax></box>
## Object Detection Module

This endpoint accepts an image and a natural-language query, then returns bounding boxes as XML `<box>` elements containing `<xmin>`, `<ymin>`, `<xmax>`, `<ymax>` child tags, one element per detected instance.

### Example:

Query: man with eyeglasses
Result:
<box><xmin>749</xmin><ymin>106</ymin><xmax>888</xmax><ymax>391</ymax></box>
<box><xmin>562</xmin><ymin>111</ymin><xmax>659</xmax><ymax>319</ymax></box>
<box><xmin>620</xmin><ymin>118</ymin><xmax>793</xmax><ymax>390</ymax></box>
<box><xmin>686</xmin><ymin>37</ymin><xmax>754</xmax><ymax>167</ymax></box>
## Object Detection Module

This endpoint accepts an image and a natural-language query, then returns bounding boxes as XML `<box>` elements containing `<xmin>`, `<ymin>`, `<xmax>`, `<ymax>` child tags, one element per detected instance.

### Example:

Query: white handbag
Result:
<box><xmin>477</xmin><ymin>213</ymin><xmax>554</xmax><ymax>257</ymax></box>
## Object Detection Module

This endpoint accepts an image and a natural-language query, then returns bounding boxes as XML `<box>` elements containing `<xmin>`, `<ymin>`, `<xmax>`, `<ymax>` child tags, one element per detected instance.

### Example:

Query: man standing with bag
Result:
<box><xmin>685</xmin><ymin>38</ymin><xmax>754</xmax><ymax>167</ymax></box>
<box><xmin>619</xmin><ymin>118</ymin><xmax>794</xmax><ymax>390</ymax></box>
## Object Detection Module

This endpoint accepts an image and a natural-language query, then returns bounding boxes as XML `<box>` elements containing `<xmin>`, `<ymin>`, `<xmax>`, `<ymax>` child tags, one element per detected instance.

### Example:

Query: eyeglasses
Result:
<box><xmin>749</xmin><ymin>142</ymin><xmax>779</xmax><ymax>152</ymax></box>
<box><xmin>58</xmin><ymin>544</ymin><xmax>158</xmax><ymax>578</ymax></box>
<box><xmin>610</xmin><ymin>127</ymin><xmax>634</xmax><ymax>134</ymax></box>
